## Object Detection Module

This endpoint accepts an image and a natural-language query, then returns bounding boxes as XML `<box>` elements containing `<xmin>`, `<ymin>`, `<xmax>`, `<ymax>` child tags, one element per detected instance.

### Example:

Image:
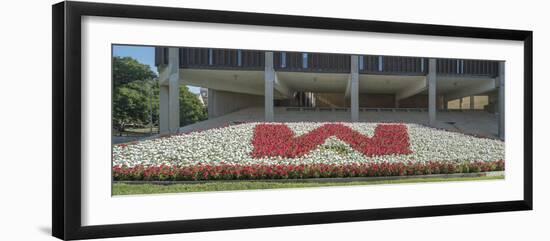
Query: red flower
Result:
<box><xmin>251</xmin><ymin>123</ymin><xmax>412</xmax><ymax>158</ymax></box>
<box><xmin>112</xmin><ymin>160</ymin><xmax>504</xmax><ymax>181</ymax></box>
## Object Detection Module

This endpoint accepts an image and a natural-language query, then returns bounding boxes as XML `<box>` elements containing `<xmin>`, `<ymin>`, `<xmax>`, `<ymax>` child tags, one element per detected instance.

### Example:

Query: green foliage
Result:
<box><xmin>179</xmin><ymin>86</ymin><xmax>207</xmax><ymax>126</ymax></box>
<box><xmin>113</xmin><ymin>56</ymin><xmax>157</xmax><ymax>87</ymax></box>
<box><xmin>112</xmin><ymin>56</ymin><xmax>158</xmax><ymax>132</ymax></box>
<box><xmin>112</xmin><ymin>176</ymin><xmax>504</xmax><ymax>195</ymax></box>
<box><xmin>113</xmin><ymin>80</ymin><xmax>159</xmax><ymax>132</ymax></box>
<box><xmin>112</xmin><ymin>56</ymin><xmax>207</xmax><ymax>133</ymax></box>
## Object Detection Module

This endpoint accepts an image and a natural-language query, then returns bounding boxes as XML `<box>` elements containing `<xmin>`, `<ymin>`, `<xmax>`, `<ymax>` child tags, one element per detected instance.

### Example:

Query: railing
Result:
<box><xmin>155</xmin><ymin>47</ymin><xmax>499</xmax><ymax>77</ymax></box>
<box><xmin>273</xmin><ymin>52</ymin><xmax>350</xmax><ymax>73</ymax></box>
<box><xmin>436</xmin><ymin>59</ymin><xmax>499</xmax><ymax>77</ymax></box>
<box><xmin>155</xmin><ymin>47</ymin><xmax>264</xmax><ymax>70</ymax></box>
<box><xmin>154</xmin><ymin>47</ymin><xmax>168</xmax><ymax>66</ymax></box>
<box><xmin>360</xmin><ymin>56</ymin><xmax>427</xmax><ymax>75</ymax></box>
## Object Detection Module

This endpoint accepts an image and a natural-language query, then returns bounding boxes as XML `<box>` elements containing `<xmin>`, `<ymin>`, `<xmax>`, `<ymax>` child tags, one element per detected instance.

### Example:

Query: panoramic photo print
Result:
<box><xmin>111</xmin><ymin>45</ymin><xmax>505</xmax><ymax>195</ymax></box>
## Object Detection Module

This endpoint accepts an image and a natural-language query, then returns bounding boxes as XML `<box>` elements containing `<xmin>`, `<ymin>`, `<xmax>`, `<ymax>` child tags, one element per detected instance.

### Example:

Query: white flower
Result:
<box><xmin>112</xmin><ymin>122</ymin><xmax>505</xmax><ymax>167</ymax></box>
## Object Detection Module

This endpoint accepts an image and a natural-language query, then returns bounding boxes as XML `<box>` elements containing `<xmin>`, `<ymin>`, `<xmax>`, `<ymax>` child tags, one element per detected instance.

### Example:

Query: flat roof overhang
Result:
<box><xmin>179</xmin><ymin>68</ymin><xmax>496</xmax><ymax>100</ymax></box>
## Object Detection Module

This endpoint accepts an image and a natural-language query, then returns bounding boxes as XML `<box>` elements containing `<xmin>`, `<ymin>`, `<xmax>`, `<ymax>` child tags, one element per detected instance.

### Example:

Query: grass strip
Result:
<box><xmin>113</xmin><ymin>175</ymin><xmax>503</xmax><ymax>195</ymax></box>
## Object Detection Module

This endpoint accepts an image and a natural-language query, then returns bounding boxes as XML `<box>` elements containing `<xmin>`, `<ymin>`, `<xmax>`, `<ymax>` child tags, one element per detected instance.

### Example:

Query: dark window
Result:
<box><xmin>359</xmin><ymin>56</ymin><xmax>364</xmax><ymax>70</ymax></box>
<box><xmin>281</xmin><ymin>52</ymin><xmax>287</xmax><ymax>68</ymax></box>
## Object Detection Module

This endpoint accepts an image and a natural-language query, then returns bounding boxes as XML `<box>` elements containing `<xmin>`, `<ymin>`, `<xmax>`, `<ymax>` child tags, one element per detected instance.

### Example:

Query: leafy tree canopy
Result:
<box><xmin>113</xmin><ymin>56</ymin><xmax>157</xmax><ymax>86</ymax></box>
<box><xmin>179</xmin><ymin>86</ymin><xmax>207</xmax><ymax>126</ymax></box>
<box><xmin>113</xmin><ymin>80</ymin><xmax>159</xmax><ymax>132</ymax></box>
<box><xmin>112</xmin><ymin>56</ymin><xmax>207</xmax><ymax>134</ymax></box>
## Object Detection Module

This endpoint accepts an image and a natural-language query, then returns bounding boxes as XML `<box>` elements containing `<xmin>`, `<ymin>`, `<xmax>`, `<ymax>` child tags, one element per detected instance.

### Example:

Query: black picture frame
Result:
<box><xmin>52</xmin><ymin>1</ymin><xmax>533</xmax><ymax>240</ymax></box>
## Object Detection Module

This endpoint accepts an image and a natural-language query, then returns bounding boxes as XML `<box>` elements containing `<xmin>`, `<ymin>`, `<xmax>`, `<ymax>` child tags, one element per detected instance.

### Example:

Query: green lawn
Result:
<box><xmin>113</xmin><ymin>175</ymin><xmax>504</xmax><ymax>195</ymax></box>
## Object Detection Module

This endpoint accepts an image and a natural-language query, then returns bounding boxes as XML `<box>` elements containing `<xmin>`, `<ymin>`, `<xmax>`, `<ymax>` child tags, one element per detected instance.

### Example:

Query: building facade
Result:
<box><xmin>155</xmin><ymin>47</ymin><xmax>505</xmax><ymax>139</ymax></box>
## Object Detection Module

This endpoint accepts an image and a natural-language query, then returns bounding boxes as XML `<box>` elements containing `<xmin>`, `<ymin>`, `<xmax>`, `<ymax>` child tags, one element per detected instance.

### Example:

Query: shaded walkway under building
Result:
<box><xmin>178</xmin><ymin>107</ymin><xmax>499</xmax><ymax>138</ymax></box>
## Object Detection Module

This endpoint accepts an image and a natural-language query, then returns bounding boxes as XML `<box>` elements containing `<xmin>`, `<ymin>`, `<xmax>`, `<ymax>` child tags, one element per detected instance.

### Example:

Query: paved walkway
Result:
<box><xmin>112</xmin><ymin>135</ymin><xmax>157</xmax><ymax>144</ymax></box>
<box><xmin>178</xmin><ymin>107</ymin><xmax>499</xmax><ymax>138</ymax></box>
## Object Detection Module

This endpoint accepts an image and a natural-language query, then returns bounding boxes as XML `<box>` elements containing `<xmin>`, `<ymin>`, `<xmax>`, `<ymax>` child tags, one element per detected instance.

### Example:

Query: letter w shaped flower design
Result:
<box><xmin>251</xmin><ymin>123</ymin><xmax>412</xmax><ymax>158</ymax></box>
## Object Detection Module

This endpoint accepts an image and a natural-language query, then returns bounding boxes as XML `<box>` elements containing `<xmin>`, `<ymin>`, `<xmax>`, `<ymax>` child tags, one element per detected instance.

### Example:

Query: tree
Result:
<box><xmin>112</xmin><ymin>57</ymin><xmax>158</xmax><ymax>133</ymax></box>
<box><xmin>113</xmin><ymin>56</ymin><xmax>156</xmax><ymax>87</ymax></box>
<box><xmin>112</xmin><ymin>80</ymin><xmax>159</xmax><ymax>133</ymax></box>
<box><xmin>179</xmin><ymin>86</ymin><xmax>207</xmax><ymax>126</ymax></box>
<box><xmin>112</xmin><ymin>56</ymin><xmax>207</xmax><ymax>134</ymax></box>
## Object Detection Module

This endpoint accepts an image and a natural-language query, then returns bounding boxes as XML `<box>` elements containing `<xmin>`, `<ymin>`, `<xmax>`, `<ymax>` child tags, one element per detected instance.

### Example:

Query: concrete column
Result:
<box><xmin>394</xmin><ymin>95</ymin><xmax>399</xmax><ymax>108</ymax></box>
<box><xmin>265</xmin><ymin>52</ymin><xmax>274</xmax><ymax>121</ymax></box>
<box><xmin>159</xmin><ymin>48</ymin><xmax>180</xmax><ymax>134</ymax></box>
<box><xmin>459</xmin><ymin>98</ymin><xmax>463</xmax><ymax>110</ymax></box>
<box><xmin>428</xmin><ymin>58</ymin><xmax>437</xmax><ymax>126</ymax></box>
<box><xmin>159</xmin><ymin>86</ymin><xmax>169</xmax><ymax>133</ymax></box>
<box><xmin>167</xmin><ymin>48</ymin><xmax>180</xmax><ymax>133</ymax></box>
<box><xmin>168</xmin><ymin>73</ymin><xmax>180</xmax><ymax>133</ymax></box>
<box><xmin>207</xmin><ymin>89</ymin><xmax>215</xmax><ymax>118</ymax></box>
<box><xmin>350</xmin><ymin>55</ymin><xmax>359</xmax><ymax>122</ymax></box>
<box><xmin>470</xmin><ymin>96</ymin><xmax>475</xmax><ymax>110</ymax></box>
<box><xmin>498</xmin><ymin>61</ymin><xmax>505</xmax><ymax>140</ymax></box>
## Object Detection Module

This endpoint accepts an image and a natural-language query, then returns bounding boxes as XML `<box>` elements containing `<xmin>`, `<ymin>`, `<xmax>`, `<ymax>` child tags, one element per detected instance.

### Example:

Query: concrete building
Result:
<box><xmin>155</xmin><ymin>47</ymin><xmax>505</xmax><ymax>139</ymax></box>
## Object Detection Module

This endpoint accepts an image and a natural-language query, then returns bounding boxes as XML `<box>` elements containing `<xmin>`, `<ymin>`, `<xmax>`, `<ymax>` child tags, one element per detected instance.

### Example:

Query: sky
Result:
<box><xmin>112</xmin><ymin>45</ymin><xmax>201</xmax><ymax>94</ymax></box>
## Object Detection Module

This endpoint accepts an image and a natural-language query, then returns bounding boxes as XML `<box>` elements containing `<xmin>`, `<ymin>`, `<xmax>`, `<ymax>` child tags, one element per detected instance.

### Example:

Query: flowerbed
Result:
<box><xmin>113</xmin><ymin>160</ymin><xmax>504</xmax><ymax>181</ymax></box>
<box><xmin>112</xmin><ymin>122</ymin><xmax>505</xmax><ymax>180</ymax></box>
<box><xmin>251</xmin><ymin>123</ymin><xmax>411</xmax><ymax>158</ymax></box>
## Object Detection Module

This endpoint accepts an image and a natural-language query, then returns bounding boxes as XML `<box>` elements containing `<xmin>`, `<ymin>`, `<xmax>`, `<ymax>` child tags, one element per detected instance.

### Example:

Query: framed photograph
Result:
<box><xmin>52</xmin><ymin>1</ymin><xmax>533</xmax><ymax>240</ymax></box>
